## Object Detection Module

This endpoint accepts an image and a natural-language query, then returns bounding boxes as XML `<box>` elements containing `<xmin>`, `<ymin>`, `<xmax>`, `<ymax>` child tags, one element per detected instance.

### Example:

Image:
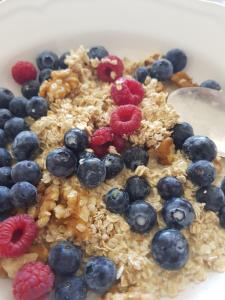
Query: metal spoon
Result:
<box><xmin>167</xmin><ymin>87</ymin><xmax>225</xmax><ymax>157</ymax></box>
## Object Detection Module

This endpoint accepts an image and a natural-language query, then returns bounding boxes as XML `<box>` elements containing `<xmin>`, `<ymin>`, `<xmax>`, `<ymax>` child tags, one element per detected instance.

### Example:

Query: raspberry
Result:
<box><xmin>111</xmin><ymin>77</ymin><xmax>144</xmax><ymax>106</ymax></box>
<box><xmin>13</xmin><ymin>262</ymin><xmax>54</xmax><ymax>300</ymax></box>
<box><xmin>90</xmin><ymin>127</ymin><xmax>114</xmax><ymax>146</ymax></box>
<box><xmin>0</xmin><ymin>214</ymin><xmax>38</xmax><ymax>258</ymax></box>
<box><xmin>97</xmin><ymin>55</ymin><xmax>124</xmax><ymax>82</ymax></box>
<box><xmin>12</xmin><ymin>61</ymin><xmax>37</xmax><ymax>85</ymax></box>
<box><xmin>112</xmin><ymin>134</ymin><xmax>126</xmax><ymax>153</ymax></box>
<box><xmin>110</xmin><ymin>105</ymin><xmax>142</xmax><ymax>135</ymax></box>
<box><xmin>90</xmin><ymin>143</ymin><xmax>109</xmax><ymax>158</ymax></box>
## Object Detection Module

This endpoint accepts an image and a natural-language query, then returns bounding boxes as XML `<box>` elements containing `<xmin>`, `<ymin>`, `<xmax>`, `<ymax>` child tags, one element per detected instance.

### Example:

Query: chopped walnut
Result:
<box><xmin>171</xmin><ymin>71</ymin><xmax>198</xmax><ymax>88</ymax></box>
<box><xmin>155</xmin><ymin>137</ymin><xmax>175</xmax><ymax>165</ymax></box>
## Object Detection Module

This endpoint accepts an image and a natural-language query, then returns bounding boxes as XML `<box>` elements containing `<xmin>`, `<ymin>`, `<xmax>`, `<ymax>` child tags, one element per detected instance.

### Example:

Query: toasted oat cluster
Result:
<box><xmin>1</xmin><ymin>46</ymin><xmax>225</xmax><ymax>300</ymax></box>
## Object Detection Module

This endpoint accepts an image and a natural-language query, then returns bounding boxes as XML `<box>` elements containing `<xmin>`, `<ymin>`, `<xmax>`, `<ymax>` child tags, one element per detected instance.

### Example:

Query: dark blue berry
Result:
<box><xmin>12</xmin><ymin>131</ymin><xmax>40</xmax><ymax>161</ymax></box>
<box><xmin>59</xmin><ymin>52</ymin><xmax>70</xmax><ymax>69</ymax></box>
<box><xmin>77</xmin><ymin>158</ymin><xmax>106</xmax><ymax>188</ymax></box>
<box><xmin>182</xmin><ymin>136</ymin><xmax>217</xmax><ymax>162</ymax></box>
<box><xmin>9</xmin><ymin>97</ymin><xmax>28</xmax><ymax>118</ymax></box>
<box><xmin>0</xmin><ymin>186</ymin><xmax>13</xmax><ymax>213</ymax></box>
<box><xmin>196</xmin><ymin>185</ymin><xmax>225</xmax><ymax>212</ymax></box>
<box><xmin>125</xmin><ymin>200</ymin><xmax>156</xmax><ymax>233</ymax></box>
<box><xmin>11</xmin><ymin>160</ymin><xmax>42</xmax><ymax>186</ymax></box>
<box><xmin>4</xmin><ymin>117</ymin><xmax>28</xmax><ymax>141</ymax></box>
<box><xmin>219</xmin><ymin>206</ymin><xmax>225</xmax><ymax>228</ymax></box>
<box><xmin>78</xmin><ymin>150</ymin><xmax>96</xmax><ymax>162</ymax></box>
<box><xmin>187</xmin><ymin>160</ymin><xmax>215</xmax><ymax>187</ymax></box>
<box><xmin>0</xmin><ymin>167</ymin><xmax>13</xmax><ymax>187</ymax></box>
<box><xmin>0</xmin><ymin>109</ymin><xmax>12</xmax><ymax>129</ymax></box>
<box><xmin>149</xmin><ymin>59</ymin><xmax>173</xmax><ymax>81</ymax></box>
<box><xmin>26</xmin><ymin>96</ymin><xmax>48</xmax><ymax>119</ymax></box>
<box><xmin>151</xmin><ymin>228</ymin><xmax>189</xmax><ymax>270</ymax></box>
<box><xmin>38</xmin><ymin>68</ymin><xmax>52</xmax><ymax>83</ymax></box>
<box><xmin>36</xmin><ymin>51</ymin><xmax>59</xmax><ymax>70</ymax></box>
<box><xmin>123</xmin><ymin>146</ymin><xmax>149</xmax><ymax>171</ymax></box>
<box><xmin>125</xmin><ymin>176</ymin><xmax>151</xmax><ymax>201</ymax></box>
<box><xmin>0</xmin><ymin>211</ymin><xmax>12</xmax><ymax>222</ymax></box>
<box><xmin>134</xmin><ymin>67</ymin><xmax>149</xmax><ymax>84</ymax></box>
<box><xmin>102</xmin><ymin>153</ymin><xmax>124</xmax><ymax>180</ymax></box>
<box><xmin>0</xmin><ymin>148</ymin><xmax>11</xmax><ymax>167</ymax></box>
<box><xmin>200</xmin><ymin>80</ymin><xmax>221</xmax><ymax>91</ymax></box>
<box><xmin>64</xmin><ymin>128</ymin><xmax>89</xmax><ymax>153</ymax></box>
<box><xmin>21</xmin><ymin>80</ymin><xmax>40</xmax><ymax>99</ymax></box>
<box><xmin>55</xmin><ymin>276</ymin><xmax>87</xmax><ymax>300</ymax></box>
<box><xmin>0</xmin><ymin>88</ymin><xmax>14</xmax><ymax>109</ymax></box>
<box><xmin>48</xmin><ymin>241</ymin><xmax>82</xmax><ymax>275</ymax></box>
<box><xmin>88</xmin><ymin>46</ymin><xmax>109</xmax><ymax>60</ymax></box>
<box><xmin>165</xmin><ymin>48</ymin><xmax>187</xmax><ymax>73</ymax></box>
<box><xmin>171</xmin><ymin>122</ymin><xmax>194</xmax><ymax>150</ymax></box>
<box><xmin>157</xmin><ymin>176</ymin><xmax>183</xmax><ymax>200</ymax></box>
<box><xmin>162</xmin><ymin>197</ymin><xmax>195</xmax><ymax>229</ymax></box>
<box><xmin>0</xmin><ymin>129</ymin><xmax>6</xmax><ymax>147</ymax></box>
<box><xmin>84</xmin><ymin>256</ymin><xmax>117</xmax><ymax>294</ymax></box>
<box><xmin>46</xmin><ymin>147</ymin><xmax>77</xmax><ymax>178</ymax></box>
<box><xmin>221</xmin><ymin>177</ymin><xmax>225</xmax><ymax>195</ymax></box>
<box><xmin>104</xmin><ymin>188</ymin><xmax>129</xmax><ymax>214</ymax></box>
<box><xmin>10</xmin><ymin>181</ymin><xmax>37</xmax><ymax>208</ymax></box>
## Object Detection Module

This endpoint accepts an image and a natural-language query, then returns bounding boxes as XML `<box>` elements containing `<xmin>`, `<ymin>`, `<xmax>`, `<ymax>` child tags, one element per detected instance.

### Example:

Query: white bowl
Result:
<box><xmin>0</xmin><ymin>0</ymin><xmax>225</xmax><ymax>299</ymax></box>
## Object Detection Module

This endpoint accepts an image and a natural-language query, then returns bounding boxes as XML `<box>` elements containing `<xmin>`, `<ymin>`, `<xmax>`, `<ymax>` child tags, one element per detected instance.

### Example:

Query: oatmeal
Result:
<box><xmin>0</xmin><ymin>46</ymin><xmax>225</xmax><ymax>300</ymax></box>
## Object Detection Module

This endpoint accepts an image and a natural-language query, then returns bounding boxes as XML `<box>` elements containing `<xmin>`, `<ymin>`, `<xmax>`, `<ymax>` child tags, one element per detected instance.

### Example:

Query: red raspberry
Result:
<box><xmin>110</xmin><ymin>105</ymin><xmax>142</xmax><ymax>135</ymax></box>
<box><xmin>97</xmin><ymin>55</ymin><xmax>124</xmax><ymax>82</ymax></box>
<box><xmin>90</xmin><ymin>127</ymin><xmax>113</xmax><ymax>146</ymax></box>
<box><xmin>111</xmin><ymin>77</ymin><xmax>145</xmax><ymax>106</ymax></box>
<box><xmin>112</xmin><ymin>134</ymin><xmax>126</xmax><ymax>152</ymax></box>
<box><xmin>13</xmin><ymin>262</ymin><xmax>54</xmax><ymax>300</ymax></box>
<box><xmin>91</xmin><ymin>143</ymin><xmax>109</xmax><ymax>157</ymax></box>
<box><xmin>12</xmin><ymin>61</ymin><xmax>37</xmax><ymax>85</ymax></box>
<box><xmin>0</xmin><ymin>214</ymin><xmax>38</xmax><ymax>258</ymax></box>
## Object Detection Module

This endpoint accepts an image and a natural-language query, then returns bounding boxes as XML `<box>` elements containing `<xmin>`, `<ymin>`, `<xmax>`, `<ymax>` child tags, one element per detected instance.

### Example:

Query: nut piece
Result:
<box><xmin>156</xmin><ymin>137</ymin><xmax>175</xmax><ymax>165</ymax></box>
<box><xmin>171</xmin><ymin>71</ymin><xmax>198</xmax><ymax>88</ymax></box>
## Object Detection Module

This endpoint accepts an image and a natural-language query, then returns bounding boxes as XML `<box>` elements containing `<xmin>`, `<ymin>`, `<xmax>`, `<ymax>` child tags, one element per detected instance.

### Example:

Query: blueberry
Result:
<box><xmin>9</xmin><ymin>96</ymin><xmax>28</xmax><ymax>118</ymax></box>
<box><xmin>26</xmin><ymin>96</ymin><xmax>48</xmax><ymax>119</ymax></box>
<box><xmin>55</xmin><ymin>276</ymin><xmax>87</xmax><ymax>300</ymax></box>
<box><xmin>102</xmin><ymin>153</ymin><xmax>124</xmax><ymax>180</ymax></box>
<box><xmin>149</xmin><ymin>59</ymin><xmax>173</xmax><ymax>81</ymax></box>
<box><xmin>48</xmin><ymin>241</ymin><xmax>82</xmax><ymax>275</ymax></box>
<box><xmin>0</xmin><ymin>148</ymin><xmax>11</xmax><ymax>167</ymax></box>
<box><xmin>0</xmin><ymin>186</ymin><xmax>13</xmax><ymax>213</ymax></box>
<box><xmin>151</xmin><ymin>228</ymin><xmax>189</xmax><ymax>270</ymax></box>
<box><xmin>123</xmin><ymin>146</ymin><xmax>149</xmax><ymax>171</ymax></box>
<box><xmin>0</xmin><ymin>211</ymin><xmax>12</xmax><ymax>222</ymax></box>
<box><xmin>200</xmin><ymin>80</ymin><xmax>221</xmax><ymax>91</ymax></box>
<box><xmin>77</xmin><ymin>158</ymin><xmax>106</xmax><ymax>188</ymax></box>
<box><xmin>64</xmin><ymin>128</ymin><xmax>89</xmax><ymax>153</ymax></box>
<box><xmin>196</xmin><ymin>185</ymin><xmax>225</xmax><ymax>212</ymax></box>
<box><xmin>84</xmin><ymin>256</ymin><xmax>117</xmax><ymax>294</ymax></box>
<box><xmin>10</xmin><ymin>181</ymin><xmax>37</xmax><ymax>208</ymax></box>
<box><xmin>59</xmin><ymin>52</ymin><xmax>70</xmax><ymax>69</ymax></box>
<box><xmin>0</xmin><ymin>88</ymin><xmax>14</xmax><ymax>108</ymax></box>
<box><xmin>104</xmin><ymin>188</ymin><xmax>129</xmax><ymax>214</ymax></box>
<box><xmin>12</xmin><ymin>131</ymin><xmax>40</xmax><ymax>161</ymax></box>
<box><xmin>21</xmin><ymin>80</ymin><xmax>40</xmax><ymax>99</ymax></box>
<box><xmin>162</xmin><ymin>197</ymin><xmax>195</xmax><ymax>230</ymax></box>
<box><xmin>187</xmin><ymin>160</ymin><xmax>216</xmax><ymax>187</ymax></box>
<box><xmin>125</xmin><ymin>200</ymin><xmax>156</xmax><ymax>233</ymax></box>
<box><xmin>78</xmin><ymin>150</ymin><xmax>96</xmax><ymax>162</ymax></box>
<box><xmin>134</xmin><ymin>67</ymin><xmax>149</xmax><ymax>84</ymax></box>
<box><xmin>182</xmin><ymin>136</ymin><xmax>217</xmax><ymax>162</ymax></box>
<box><xmin>36</xmin><ymin>51</ymin><xmax>59</xmax><ymax>70</ymax></box>
<box><xmin>38</xmin><ymin>68</ymin><xmax>52</xmax><ymax>83</ymax></box>
<box><xmin>219</xmin><ymin>206</ymin><xmax>225</xmax><ymax>228</ymax></box>
<box><xmin>0</xmin><ymin>167</ymin><xmax>13</xmax><ymax>187</ymax></box>
<box><xmin>11</xmin><ymin>160</ymin><xmax>41</xmax><ymax>186</ymax></box>
<box><xmin>221</xmin><ymin>177</ymin><xmax>225</xmax><ymax>195</ymax></box>
<box><xmin>165</xmin><ymin>48</ymin><xmax>187</xmax><ymax>73</ymax></box>
<box><xmin>88</xmin><ymin>46</ymin><xmax>109</xmax><ymax>60</ymax></box>
<box><xmin>171</xmin><ymin>122</ymin><xmax>194</xmax><ymax>150</ymax></box>
<box><xmin>0</xmin><ymin>129</ymin><xmax>6</xmax><ymax>147</ymax></box>
<box><xmin>4</xmin><ymin>117</ymin><xmax>28</xmax><ymax>141</ymax></box>
<box><xmin>46</xmin><ymin>147</ymin><xmax>77</xmax><ymax>177</ymax></box>
<box><xmin>125</xmin><ymin>176</ymin><xmax>151</xmax><ymax>201</ymax></box>
<box><xmin>157</xmin><ymin>176</ymin><xmax>183</xmax><ymax>200</ymax></box>
<box><xmin>0</xmin><ymin>109</ymin><xmax>12</xmax><ymax>129</ymax></box>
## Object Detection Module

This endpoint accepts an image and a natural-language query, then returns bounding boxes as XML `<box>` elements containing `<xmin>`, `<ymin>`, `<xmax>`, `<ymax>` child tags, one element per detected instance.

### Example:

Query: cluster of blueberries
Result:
<box><xmin>48</xmin><ymin>241</ymin><xmax>117</xmax><ymax>300</ymax></box>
